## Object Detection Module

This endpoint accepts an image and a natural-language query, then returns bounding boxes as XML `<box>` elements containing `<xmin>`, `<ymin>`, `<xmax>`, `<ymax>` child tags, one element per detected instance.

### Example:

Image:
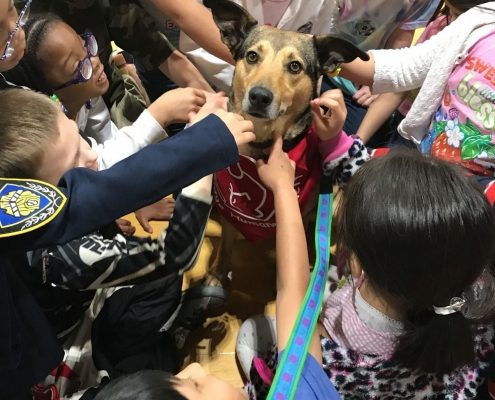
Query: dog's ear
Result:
<box><xmin>204</xmin><ymin>0</ymin><xmax>258</xmax><ymax>60</ymax></box>
<box><xmin>313</xmin><ymin>35</ymin><xmax>369</xmax><ymax>75</ymax></box>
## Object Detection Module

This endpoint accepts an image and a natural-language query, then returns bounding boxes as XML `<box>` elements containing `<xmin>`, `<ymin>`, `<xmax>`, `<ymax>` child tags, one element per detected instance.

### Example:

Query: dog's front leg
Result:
<box><xmin>209</xmin><ymin>216</ymin><xmax>238</xmax><ymax>284</ymax></box>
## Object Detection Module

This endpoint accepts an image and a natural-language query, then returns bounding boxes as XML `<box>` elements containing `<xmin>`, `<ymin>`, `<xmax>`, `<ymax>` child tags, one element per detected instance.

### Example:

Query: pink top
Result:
<box><xmin>420</xmin><ymin>30</ymin><xmax>495</xmax><ymax>175</ymax></box>
<box><xmin>321</xmin><ymin>279</ymin><xmax>403</xmax><ymax>356</ymax></box>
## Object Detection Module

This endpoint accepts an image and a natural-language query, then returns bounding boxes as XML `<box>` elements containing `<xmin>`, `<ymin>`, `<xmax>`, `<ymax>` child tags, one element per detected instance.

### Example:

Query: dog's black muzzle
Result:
<box><xmin>247</xmin><ymin>86</ymin><xmax>273</xmax><ymax>118</ymax></box>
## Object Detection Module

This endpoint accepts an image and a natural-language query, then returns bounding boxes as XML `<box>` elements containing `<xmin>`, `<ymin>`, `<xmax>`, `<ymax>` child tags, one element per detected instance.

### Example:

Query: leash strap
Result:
<box><xmin>267</xmin><ymin>191</ymin><xmax>333</xmax><ymax>400</ymax></box>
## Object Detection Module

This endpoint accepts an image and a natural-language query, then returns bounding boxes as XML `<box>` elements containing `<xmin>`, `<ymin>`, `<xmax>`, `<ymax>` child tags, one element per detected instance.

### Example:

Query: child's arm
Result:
<box><xmin>29</xmin><ymin>176</ymin><xmax>213</xmax><ymax>291</ymax></box>
<box><xmin>355</xmin><ymin>91</ymin><xmax>406</xmax><ymax>143</ymax></box>
<box><xmin>312</xmin><ymin>89</ymin><xmax>371</xmax><ymax>185</ymax></box>
<box><xmin>150</xmin><ymin>0</ymin><xmax>234</xmax><ymax>64</ymax></box>
<box><xmin>5</xmin><ymin>109</ymin><xmax>254</xmax><ymax>252</ymax></box>
<box><xmin>91</xmin><ymin>90</ymin><xmax>223</xmax><ymax>170</ymax></box>
<box><xmin>311</xmin><ymin>89</ymin><xmax>347</xmax><ymax>143</ymax></box>
<box><xmin>256</xmin><ymin>133</ymin><xmax>322</xmax><ymax>361</ymax></box>
<box><xmin>158</xmin><ymin>50</ymin><xmax>214</xmax><ymax>93</ymax></box>
<box><xmin>147</xmin><ymin>87</ymin><xmax>208</xmax><ymax>127</ymax></box>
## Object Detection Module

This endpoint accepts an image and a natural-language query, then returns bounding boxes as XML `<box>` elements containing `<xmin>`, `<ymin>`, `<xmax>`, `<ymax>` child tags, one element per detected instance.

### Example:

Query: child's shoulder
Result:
<box><xmin>320</xmin><ymin>324</ymin><xmax>495</xmax><ymax>399</ymax></box>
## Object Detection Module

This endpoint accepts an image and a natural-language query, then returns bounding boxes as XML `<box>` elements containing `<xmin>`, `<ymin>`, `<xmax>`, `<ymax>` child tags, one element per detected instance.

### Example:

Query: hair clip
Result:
<box><xmin>326</xmin><ymin>64</ymin><xmax>342</xmax><ymax>78</ymax></box>
<box><xmin>49</xmin><ymin>94</ymin><xmax>69</xmax><ymax>115</ymax></box>
<box><xmin>432</xmin><ymin>296</ymin><xmax>466</xmax><ymax>316</ymax></box>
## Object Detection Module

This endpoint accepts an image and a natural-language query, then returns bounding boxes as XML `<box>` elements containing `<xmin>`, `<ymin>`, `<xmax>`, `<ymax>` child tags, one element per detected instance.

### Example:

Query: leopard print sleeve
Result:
<box><xmin>322</xmin><ymin>136</ymin><xmax>370</xmax><ymax>185</ymax></box>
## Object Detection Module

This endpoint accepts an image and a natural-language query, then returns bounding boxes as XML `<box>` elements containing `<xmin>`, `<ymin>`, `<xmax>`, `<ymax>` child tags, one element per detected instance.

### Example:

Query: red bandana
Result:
<box><xmin>214</xmin><ymin>126</ymin><xmax>320</xmax><ymax>242</ymax></box>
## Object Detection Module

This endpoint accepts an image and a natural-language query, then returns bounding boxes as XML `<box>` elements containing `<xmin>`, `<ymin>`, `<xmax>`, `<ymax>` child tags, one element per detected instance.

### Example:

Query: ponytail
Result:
<box><xmin>395</xmin><ymin>266</ymin><xmax>495</xmax><ymax>372</ymax></box>
<box><xmin>337</xmin><ymin>150</ymin><xmax>495</xmax><ymax>374</ymax></box>
<box><xmin>394</xmin><ymin>307</ymin><xmax>474</xmax><ymax>373</ymax></box>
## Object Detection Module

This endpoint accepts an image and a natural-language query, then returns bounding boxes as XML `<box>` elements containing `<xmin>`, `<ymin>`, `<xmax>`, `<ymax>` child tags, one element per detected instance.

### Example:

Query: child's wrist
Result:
<box><xmin>147</xmin><ymin>102</ymin><xmax>170</xmax><ymax>127</ymax></box>
<box><xmin>272</xmin><ymin>182</ymin><xmax>296</xmax><ymax>196</ymax></box>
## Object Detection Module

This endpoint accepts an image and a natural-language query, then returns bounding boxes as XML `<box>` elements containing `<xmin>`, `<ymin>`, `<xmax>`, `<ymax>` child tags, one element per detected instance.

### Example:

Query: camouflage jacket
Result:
<box><xmin>27</xmin><ymin>0</ymin><xmax>175</xmax><ymax>71</ymax></box>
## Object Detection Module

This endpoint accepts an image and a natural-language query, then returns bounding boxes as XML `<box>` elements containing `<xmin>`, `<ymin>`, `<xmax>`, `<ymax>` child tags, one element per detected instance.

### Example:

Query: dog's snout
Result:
<box><xmin>249</xmin><ymin>86</ymin><xmax>273</xmax><ymax>109</ymax></box>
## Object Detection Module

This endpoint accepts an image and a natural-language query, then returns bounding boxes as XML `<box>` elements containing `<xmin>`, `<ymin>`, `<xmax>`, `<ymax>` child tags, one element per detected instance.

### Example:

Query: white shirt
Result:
<box><xmin>76</xmin><ymin>97</ymin><xmax>167</xmax><ymax>170</ymax></box>
<box><xmin>179</xmin><ymin>0</ymin><xmax>438</xmax><ymax>91</ymax></box>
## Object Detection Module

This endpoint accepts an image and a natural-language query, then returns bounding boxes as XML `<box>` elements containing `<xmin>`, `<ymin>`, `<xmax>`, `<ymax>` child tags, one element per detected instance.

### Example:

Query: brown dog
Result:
<box><xmin>204</xmin><ymin>0</ymin><xmax>368</xmax><ymax>282</ymax></box>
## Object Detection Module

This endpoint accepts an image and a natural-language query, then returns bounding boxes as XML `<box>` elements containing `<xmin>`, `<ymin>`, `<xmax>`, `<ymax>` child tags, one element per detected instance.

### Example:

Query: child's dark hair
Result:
<box><xmin>3</xmin><ymin>14</ymin><xmax>62</xmax><ymax>93</ymax></box>
<box><xmin>93</xmin><ymin>371</ymin><xmax>186</xmax><ymax>400</ymax></box>
<box><xmin>430</xmin><ymin>1</ymin><xmax>492</xmax><ymax>23</ymax></box>
<box><xmin>336</xmin><ymin>149</ymin><xmax>495</xmax><ymax>374</ymax></box>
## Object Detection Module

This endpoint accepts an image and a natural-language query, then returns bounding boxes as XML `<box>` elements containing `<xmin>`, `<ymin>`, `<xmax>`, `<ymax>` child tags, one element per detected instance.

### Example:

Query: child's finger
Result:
<box><xmin>136</xmin><ymin>215</ymin><xmax>153</xmax><ymax>234</ymax></box>
<box><xmin>256</xmin><ymin>158</ymin><xmax>267</xmax><ymax>168</ymax></box>
<box><xmin>318</xmin><ymin>93</ymin><xmax>346</xmax><ymax>120</ymax></box>
<box><xmin>272</xmin><ymin>130</ymin><xmax>283</xmax><ymax>152</ymax></box>
<box><xmin>321</xmin><ymin>89</ymin><xmax>345</xmax><ymax>106</ymax></box>
<box><xmin>310</xmin><ymin>99</ymin><xmax>329</xmax><ymax>119</ymax></box>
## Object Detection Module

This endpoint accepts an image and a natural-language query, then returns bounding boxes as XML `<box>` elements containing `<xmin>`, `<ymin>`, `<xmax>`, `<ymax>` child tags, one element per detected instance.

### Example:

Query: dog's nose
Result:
<box><xmin>249</xmin><ymin>86</ymin><xmax>273</xmax><ymax>109</ymax></box>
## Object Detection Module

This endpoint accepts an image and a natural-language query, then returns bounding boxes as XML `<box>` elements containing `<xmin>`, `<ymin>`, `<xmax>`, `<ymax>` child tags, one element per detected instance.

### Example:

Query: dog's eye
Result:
<box><xmin>246</xmin><ymin>51</ymin><xmax>259</xmax><ymax>64</ymax></box>
<box><xmin>288</xmin><ymin>61</ymin><xmax>302</xmax><ymax>74</ymax></box>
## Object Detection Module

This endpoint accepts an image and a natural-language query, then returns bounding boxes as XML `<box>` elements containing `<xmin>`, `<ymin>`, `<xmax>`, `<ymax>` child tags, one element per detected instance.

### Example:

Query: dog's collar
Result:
<box><xmin>249</xmin><ymin>140</ymin><xmax>273</xmax><ymax>150</ymax></box>
<box><xmin>248</xmin><ymin>129</ymin><xmax>308</xmax><ymax>152</ymax></box>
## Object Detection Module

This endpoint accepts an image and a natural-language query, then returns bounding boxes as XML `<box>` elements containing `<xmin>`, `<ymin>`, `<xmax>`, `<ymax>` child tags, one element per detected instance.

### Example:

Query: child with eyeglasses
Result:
<box><xmin>0</xmin><ymin>0</ymin><xmax>30</xmax><ymax>76</ymax></box>
<box><xmin>0</xmin><ymin>2</ymin><xmax>256</xmax><ymax>397</ymax></box>
<box><xmin>6</xmin><ymin>14</ymin><xmax>208</xmax><ymax>172</ymax></box>
<box><xmin>5</xmin><ymin>13</ymin><xmax>216</xmax><ymax>233</ymax></box>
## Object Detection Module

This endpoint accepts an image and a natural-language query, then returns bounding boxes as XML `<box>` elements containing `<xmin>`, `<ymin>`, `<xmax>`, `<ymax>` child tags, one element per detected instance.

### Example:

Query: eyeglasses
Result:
<box><xmin>0</xmin><ymin>0</ymin><xmax>32</xmax><ymax>61</ymax></box>
<box><xmin>54</xmin><ymin>33</ymin><xmax>98</xmax><ymax>90</ymax></box>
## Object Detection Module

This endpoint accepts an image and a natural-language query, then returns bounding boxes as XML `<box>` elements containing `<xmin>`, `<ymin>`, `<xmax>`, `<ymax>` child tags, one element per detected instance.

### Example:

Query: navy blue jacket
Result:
<box><xmin>0</xmin><ymin>114</ymin><xmax>238</xmax><ymax>396</ymax></box>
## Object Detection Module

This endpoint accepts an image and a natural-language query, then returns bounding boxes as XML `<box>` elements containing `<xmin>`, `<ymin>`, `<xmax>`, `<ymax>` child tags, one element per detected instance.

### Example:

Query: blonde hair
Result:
<box><xmin>0</xmin><ymin>89</ymin><xmax>60</xmax><ymax>178</ymax></box>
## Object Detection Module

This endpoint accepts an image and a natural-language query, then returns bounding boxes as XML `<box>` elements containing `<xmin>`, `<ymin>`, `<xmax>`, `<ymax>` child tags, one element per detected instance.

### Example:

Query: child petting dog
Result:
<box><xmin>6</xmin><ymin>14</ymin><xmax>207</xmax><ymax>171</ymax></box>
<box><xmin>0</xmin><ymin>4</ymin><xmax>255</xmax><ymax>395</ymax></box>
<box><xmin>241</xmin><ymin>149</ymin><xmax>495</xmax><ymax>398</ymax></box>
<box><xmin>5</xmin><ymin>14</ymin><xmax>213</xmax><ymax>232</ymax></box>
<box><xmin>0</xmin><ymin>86</ymin><xmax>255</xmax><ymax>398</ymax></box>
<box><xmin>342</xmin><ymin>1</ymin><xmax>495</xmax><ymax>183</ymax></box>
<box><xmin>91</xmin><ymin>130</ymin><xmax>341</xmax><ymax>400</ymax></box>
<box><xmin>89</xmin><ymin>82</ymin><xmax>495</xmax><ymax>399</ymax></box>
<box><xmin>239</xmin><ymin>142</ymin><xmax>495</xmax><ymax>399</ymax></box>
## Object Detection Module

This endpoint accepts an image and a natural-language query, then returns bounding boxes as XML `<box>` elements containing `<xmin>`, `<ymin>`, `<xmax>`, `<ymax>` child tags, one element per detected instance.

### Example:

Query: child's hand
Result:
<box><xmin>215</xmin><ymin>109</ymin><xmax>256</xmax><ymax>149</ymax></box>
<box><xmin>134</xmin><ymin>197</ymin><xmax>176</xmax><ymax>234</ymax></box>
<box><xmin>256</xmin><ymin>132</ymin><xmax>296</xmax><ymax>193</ymax></box>
<box><xmin>353</xmin><ymin>85</ymin><xmax>378</xmax><ymax>107</ymax></box>
<box><xmin>115</xmin><ymin>218</ymin><xmax>136</xmax><ymax>236</ymax></box>
<box><xmin>149</xmin><ymin>88</ymin><xmax>207</xmax><ymax>126</ymax></box>
<box><xmin>310</xmin><ymin>89</ymin><xmax>347</xmax><ymax>141</ymax></box>
<box><xmin>188</xmin><ymin>92</ymin><xmax>255</xmax><ymax>149</ymax></box>
<box><xmin>189</xmin><ymin>91</ymin><xmax>228</xmax><ymax>125</ymax></box>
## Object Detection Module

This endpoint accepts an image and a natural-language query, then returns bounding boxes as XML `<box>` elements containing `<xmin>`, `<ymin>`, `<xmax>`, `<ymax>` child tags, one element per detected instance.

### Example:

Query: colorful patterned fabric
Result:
<box><xmin>246</xmin><ymin>347</ymin><xmax>339</xmax><ymax>400</ymax></box>
<box><xmin>421</xmin><ymin>31</ymin><xmax>495</xmax><ymax>176</ymax></box>
<box><xmin>246</xmin><ymin>325</ymin><xmax>495</xmax><ymax>399</ymax></box>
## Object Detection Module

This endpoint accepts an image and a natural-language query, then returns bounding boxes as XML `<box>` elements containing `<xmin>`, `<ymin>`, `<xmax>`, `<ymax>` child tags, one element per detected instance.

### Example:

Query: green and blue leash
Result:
<box><xmin>267</xmin><ymin>180</ymin><xmax>333</xmax><ymax>400</ymax></box>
